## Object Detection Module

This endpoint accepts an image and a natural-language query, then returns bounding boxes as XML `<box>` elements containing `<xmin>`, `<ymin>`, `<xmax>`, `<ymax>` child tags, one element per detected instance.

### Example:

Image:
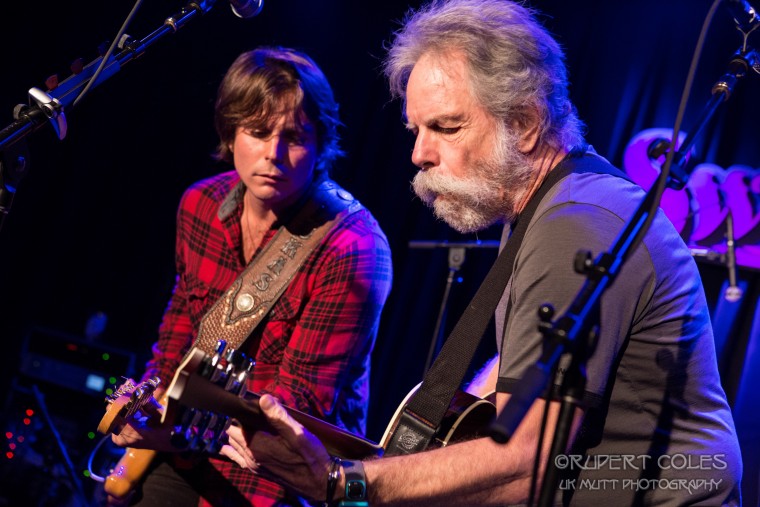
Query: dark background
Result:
<box><xmin>0</xmin><ymin>0</ymin><xmax>758</xmax><ymax>505</ymax></box>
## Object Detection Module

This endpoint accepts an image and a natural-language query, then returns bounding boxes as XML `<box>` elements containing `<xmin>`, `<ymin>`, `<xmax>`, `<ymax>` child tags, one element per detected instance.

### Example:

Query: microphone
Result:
<box><xmin>723</xmin><ymin>0</ymin><xmax>759</xmax><ymax>32</ymax></box>
<box><xmin>229</xmin><ymin>0</ymin><xmax>264</xmax><ymax>19</ymax></box>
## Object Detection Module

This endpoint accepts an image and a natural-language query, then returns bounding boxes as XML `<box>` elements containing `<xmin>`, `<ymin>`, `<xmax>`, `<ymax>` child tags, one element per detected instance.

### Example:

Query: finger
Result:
<box><xmin>259</xmin><ymin>395</ymin><xmax>329</xmax><ymax>462</ymax></box>
<box><xmin>111</xmin><ymin>432</ymin><xmax>134</xmax><ymax>447</ymax></box>
<box><xmin>226</xmin><ymin>425</ymin><xmax>255</xmax><ymax>456</ymax></box>
<box><xmin>228</xmin><ymin>433</ymin><xmax>255</xmax><ymax>463</ymax></box>
<box><xmin>259</xmin><ymin>394</ymin><xmax>286</xmax><ymax>419</ymax></box>
<box><xmin>106</xmin><ymin>491</ymin><xmax>134</xmax><ymax>507</ymax></box>
<box><xmin>230</xmin><ymin>418</ymin><xmax>256</xmax><ymax>443</ymax></box>
<box><xmin>220</xmin><ymin>444</ymin><xmax>257</xmax><ymax>470</ymax></box>
<box><xmin>259</xmin><ymin>394</ymin><xmax>302</xmax><ymax>436</ymax></box>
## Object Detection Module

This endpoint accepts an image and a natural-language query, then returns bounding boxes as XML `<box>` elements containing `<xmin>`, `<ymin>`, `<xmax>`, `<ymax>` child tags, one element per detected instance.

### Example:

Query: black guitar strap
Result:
<box><xmin>384</xmin><ymin>147</ymin><xmax>628</xmax><ymax>456</ymax></box>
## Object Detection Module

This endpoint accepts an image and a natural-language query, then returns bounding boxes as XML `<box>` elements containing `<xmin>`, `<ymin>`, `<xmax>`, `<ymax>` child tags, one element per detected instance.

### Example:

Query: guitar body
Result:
<box><xmin>105</xmin><ymin>447</ymin><xmax>157</xmax><ymax>499</ymax></box>
<box><xmin>380</xmin><ymin>382</ymin><xmax>496</xmax><ymax>451</ymax></box>
<box><xmin>101</xmin><ymin>390</ymin><xmax>167</xmax><ymax>501</ymax></box>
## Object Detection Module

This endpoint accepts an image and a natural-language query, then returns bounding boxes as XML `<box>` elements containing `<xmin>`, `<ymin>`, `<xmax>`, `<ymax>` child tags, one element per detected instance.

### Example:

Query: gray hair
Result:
<box><xmin>383</xmin><ymin>0</ymin><xmax>585</xmax><ymax>150</ymax></box>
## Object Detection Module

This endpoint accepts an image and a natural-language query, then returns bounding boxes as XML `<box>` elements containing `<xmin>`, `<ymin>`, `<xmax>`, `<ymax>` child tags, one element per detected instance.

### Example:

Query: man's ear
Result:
<box><xmin>513</xmin><ymin>107</ymin><xmax>541</xmax><ymax>154</ymax></box>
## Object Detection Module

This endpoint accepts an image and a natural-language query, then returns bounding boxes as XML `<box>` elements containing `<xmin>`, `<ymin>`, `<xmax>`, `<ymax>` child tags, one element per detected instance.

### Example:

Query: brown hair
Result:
<box><xmin>214</xmin><ymin>47</ymin><xmax>344</xmax><ymax>173</ymax></box>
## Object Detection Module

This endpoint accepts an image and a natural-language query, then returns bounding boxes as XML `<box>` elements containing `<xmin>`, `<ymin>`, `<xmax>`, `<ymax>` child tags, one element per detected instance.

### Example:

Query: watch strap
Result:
<box><xmin>339</xmin><ymin>460</ymin><xmax>368</xmax><ymax>507</ymax></box>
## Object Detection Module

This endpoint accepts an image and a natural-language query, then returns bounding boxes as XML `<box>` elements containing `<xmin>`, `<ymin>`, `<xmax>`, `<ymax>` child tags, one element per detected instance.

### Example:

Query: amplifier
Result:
<box><xmin>18</xmin><ymin>326</ymin><xmax>136</xmax><ymax>398</ymax></box>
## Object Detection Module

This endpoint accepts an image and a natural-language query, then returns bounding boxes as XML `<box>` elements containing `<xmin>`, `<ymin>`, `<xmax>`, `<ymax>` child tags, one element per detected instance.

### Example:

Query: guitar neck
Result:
<box><xmin>169</xmin><ymin>368</ymin><xmax>382</xmax><ymax>460</ymax></box>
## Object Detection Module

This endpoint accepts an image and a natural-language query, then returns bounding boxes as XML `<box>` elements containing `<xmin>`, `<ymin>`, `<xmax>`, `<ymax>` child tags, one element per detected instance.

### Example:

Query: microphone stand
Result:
<box><xmin>0</xmin><ymin>0</ymin><xmax>222</xmax><ymax>234</ymax></box>
<box><xmin>723</xmin><ymin>210</ymin><xmax>744</xmax><ymax>302</ymax></box>
<box><xmin>409</xmin><ymin>240</ymin><xmax>499</xmax><ymax>376</ymax></box>
<box><xmin>29</xmin><ymin>384</ymin><xmax>92</xmax><ymax>506</ymax></box>
<box><xmin>489</xmin><ymin>41</ymin><xmax>759</xmax><ymax>507</ymax></box>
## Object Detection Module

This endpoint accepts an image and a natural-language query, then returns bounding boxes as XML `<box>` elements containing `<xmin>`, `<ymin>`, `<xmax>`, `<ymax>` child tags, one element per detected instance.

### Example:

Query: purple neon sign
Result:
<box><xmin>623</xmin><ymin>128</ymin><xmax>760</xmax><ymax>270</ymax></box>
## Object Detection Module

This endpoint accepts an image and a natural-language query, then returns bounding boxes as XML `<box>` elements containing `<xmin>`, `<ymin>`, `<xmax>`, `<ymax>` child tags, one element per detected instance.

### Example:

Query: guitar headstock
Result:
<box><xmin>97</xmin><ymin>377</ymin><xmax>161</xmax><ymax>435</ymax></box>
<box><xmin>166</xmin><ymin>343</ymin><xmax>384</xmax><ymax>460</ymax></box>
<box><xmin>162</xmin><ymin>341</ymin><xmax>254</xmax><ymax>454</ymax></box>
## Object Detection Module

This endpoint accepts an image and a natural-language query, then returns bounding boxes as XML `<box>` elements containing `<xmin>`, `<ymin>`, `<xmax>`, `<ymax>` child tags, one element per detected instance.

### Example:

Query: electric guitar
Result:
<box><xmin>98</xmin><ymin>346</ymin><xmax>495</xmax><ymax>501</ymax></box>
<box><xmin>98</xmin><ymin>343</ymin><xmax>383</xmax><ymax>500</ymax></box>
<box><xmin>97</xmin><ymin>377</ymin><xmax>164</xmax><ymax>499</ymax></box>
<box><xmin>98</xmin><ymin>377</ymin><xmax>162</xmax><ymax>436</ymax></box>
<box><xmin>97</xmin><ymin>341</ymin><xmax>257</xmax><ymax>501</ymax></box>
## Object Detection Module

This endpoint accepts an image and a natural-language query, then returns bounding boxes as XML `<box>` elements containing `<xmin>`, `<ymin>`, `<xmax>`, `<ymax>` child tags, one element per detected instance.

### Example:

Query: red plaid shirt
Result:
<box><xmin>142</xmin><ymin>171</ymin><xmax>392</xmax><ymax>506</ymax></box>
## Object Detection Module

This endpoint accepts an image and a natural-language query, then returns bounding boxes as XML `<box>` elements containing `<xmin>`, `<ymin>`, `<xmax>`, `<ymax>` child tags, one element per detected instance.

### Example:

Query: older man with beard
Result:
<box><xmin>222</xmin><ymin>1</ymin><xmax>743</xmax><ymax>505</ymax></box>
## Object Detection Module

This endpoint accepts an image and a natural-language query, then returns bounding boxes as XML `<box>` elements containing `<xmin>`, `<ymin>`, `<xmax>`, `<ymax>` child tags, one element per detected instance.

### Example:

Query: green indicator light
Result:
<box><xmin>102</xmin><ymin>353</ymin><xmax>110</xmax><ymax>361</ymax></box>
<box><xmin>109</xmin><ymin>377</ymin><xmax>117</xmax><ymax>385</ymax></box>
<box><xmin>105</xmin><ymin>388</ymin><xmax>114</xmax><ymax>396</ymax></box>
<box><xmin>87</xmin><ymin>432</ymin><xmax>95</xmax><ymax>440</ymax></box>
<box><xmin>83</xmin><ymin>470</ymin><xmax>90</xmax><ymax>478</ymax></box>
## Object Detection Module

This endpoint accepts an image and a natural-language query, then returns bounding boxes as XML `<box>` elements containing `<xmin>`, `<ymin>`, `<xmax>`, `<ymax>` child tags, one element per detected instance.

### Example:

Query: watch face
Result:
<box><xmin>346</xmin><ymin>479</ymin><xmax>366</xmax><ymax>500</ymax></box>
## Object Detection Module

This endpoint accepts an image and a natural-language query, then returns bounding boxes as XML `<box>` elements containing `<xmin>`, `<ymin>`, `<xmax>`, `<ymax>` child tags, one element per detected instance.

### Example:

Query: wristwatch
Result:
<box><xmin>338</xmin><ymin>460</ymin><xmax>368</xmax><ymax>507</ymax></box>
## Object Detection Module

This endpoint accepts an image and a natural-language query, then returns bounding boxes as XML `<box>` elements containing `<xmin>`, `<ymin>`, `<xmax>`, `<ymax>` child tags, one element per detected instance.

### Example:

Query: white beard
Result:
<box><xmin>412</xmin><ymin>126</ymin><xmax>534</xmax><ymax>233</ymax></box>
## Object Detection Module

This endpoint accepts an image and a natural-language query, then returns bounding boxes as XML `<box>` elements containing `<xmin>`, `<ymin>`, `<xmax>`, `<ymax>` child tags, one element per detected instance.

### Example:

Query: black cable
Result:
<box><xmin>72</xmin><ymin>0</ymin><xmax>145</xmax><ymax>108</ymax></box>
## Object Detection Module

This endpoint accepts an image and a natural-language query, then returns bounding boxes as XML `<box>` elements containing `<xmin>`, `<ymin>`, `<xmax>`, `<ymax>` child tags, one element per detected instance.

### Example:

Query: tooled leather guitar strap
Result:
<box><xmin>102</xmin><ymin>180</ymin><xmax>362</xmax><ymax>502</ymax></box>
<box><xmin>384</xmin><ymin>147</ymin><xmax>627</xmax><ymax>456</ymax></box>
<box><xmin>193</xmin><ymin>178</ymin><xmax>363</xmax><ymax>356</ymax></box>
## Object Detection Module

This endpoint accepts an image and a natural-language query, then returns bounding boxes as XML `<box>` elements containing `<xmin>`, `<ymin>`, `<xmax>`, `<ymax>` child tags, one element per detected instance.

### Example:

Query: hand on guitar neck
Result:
<box><xmin>98</xmin><ymin>341</ymin><xmax>361</xmax><ymax>503</ymax></box>
<box><xmin>222</xmin><ymin>394</ymin><xmax>334</xmax><ymax>502</ymax></box>
<box><xmin>97</xmin><ymin>340</ymin><xmax>254</xmax><ymax>503</ymax></box>
<box><xmin>97</xmin><ymin>378</ymin><xmax>171</xmax><ymax>505</ymax></box>
<box><xmin>99</xmin><ymin>345</ymin><xmax>494</xmax><ymax>505</ymax></box>
<box><xmin>96</xmin><ymin>375</ymin><xmax>176</xmax><ymax>453</ymax></box>
<box><xmin>106</xmin><ymin>390</ymin><xmax>178</xmax><ymax>452</ymax></box>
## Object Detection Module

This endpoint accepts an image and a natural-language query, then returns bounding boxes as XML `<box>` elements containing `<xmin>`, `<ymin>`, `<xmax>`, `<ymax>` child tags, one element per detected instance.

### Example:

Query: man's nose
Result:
<box><xmin>264</xmin><ymin>135</ymin><xmax>287</xmax><ymax>162</ymax></box>
<box><xmin>411</xmin><ymin>130</ymin><xmax>438</xmax><ymax>170</ymax></box>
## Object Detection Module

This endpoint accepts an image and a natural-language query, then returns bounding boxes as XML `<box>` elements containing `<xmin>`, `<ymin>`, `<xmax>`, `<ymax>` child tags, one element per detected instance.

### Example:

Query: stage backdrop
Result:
<box><xmin>0</xmin><ymin>0</ymin><xmax>758</xmax><ymax>505</ymax></box>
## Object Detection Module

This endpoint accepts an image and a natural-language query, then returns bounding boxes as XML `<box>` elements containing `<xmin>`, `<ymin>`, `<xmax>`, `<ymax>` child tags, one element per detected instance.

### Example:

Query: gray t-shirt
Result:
<box><xmin>495</xmin><ymin>152</ymin><xmax>742</xmax><ymax>506</ymax></box>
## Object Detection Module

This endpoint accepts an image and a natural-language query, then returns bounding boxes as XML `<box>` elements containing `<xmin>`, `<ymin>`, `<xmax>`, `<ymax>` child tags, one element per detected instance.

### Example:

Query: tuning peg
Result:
<box><xmin>225</xmin><ymin>348</ymin><xmax>244</xmax><ymax>366</ymax></box>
